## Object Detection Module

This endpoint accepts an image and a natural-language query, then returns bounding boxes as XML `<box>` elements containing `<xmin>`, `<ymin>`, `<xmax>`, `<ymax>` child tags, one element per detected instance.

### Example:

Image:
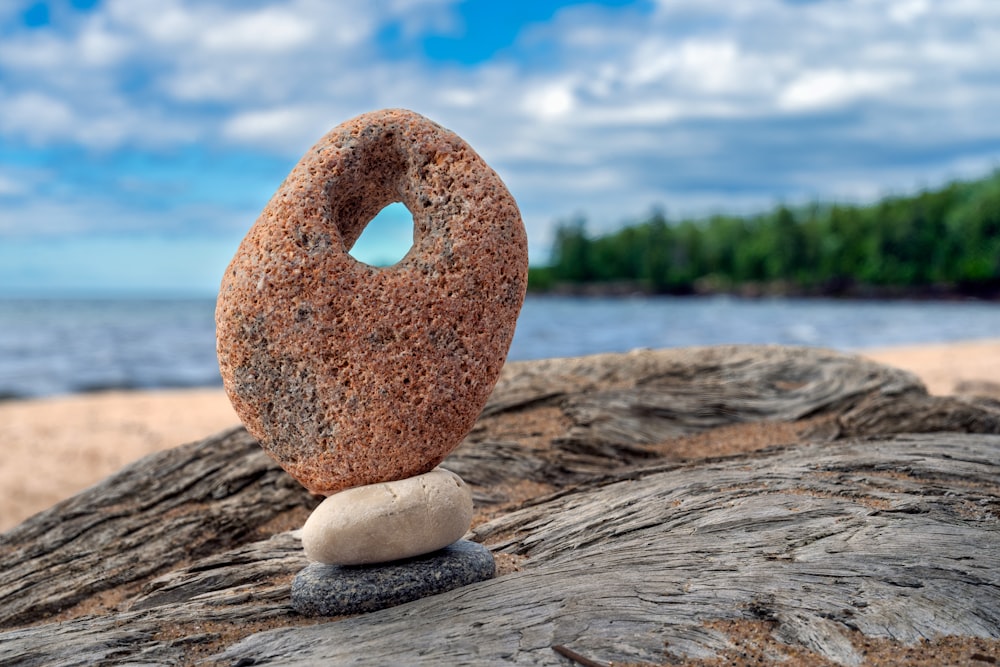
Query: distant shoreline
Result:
<box><xmin>3</xmin><ymin>281</ymin><xmax>999</xmax><ymax>302</ymax></box>
<box><xmin>528</xmin><ymin>279</ymin><xmax>1000</xmax><ymax>302</ymax></box>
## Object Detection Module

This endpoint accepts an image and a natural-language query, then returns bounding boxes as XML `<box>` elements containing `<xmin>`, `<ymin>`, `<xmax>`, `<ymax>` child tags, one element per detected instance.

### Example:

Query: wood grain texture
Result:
<box><xmin>1</xmin><ymin>345</ymin><xmax>998</xmax><ymax>666</ymax></box>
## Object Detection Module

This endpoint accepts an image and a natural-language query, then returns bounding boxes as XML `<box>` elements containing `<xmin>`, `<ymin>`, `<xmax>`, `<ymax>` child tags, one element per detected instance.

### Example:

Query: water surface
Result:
<box><xmin>1</xmin><ymin>295</ymin><xmax>997</xmax><ymax>399</ymax></box>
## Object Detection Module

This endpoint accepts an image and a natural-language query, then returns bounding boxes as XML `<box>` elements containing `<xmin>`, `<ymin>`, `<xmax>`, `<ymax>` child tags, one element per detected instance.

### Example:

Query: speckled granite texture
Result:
<box><xmin>291</xmin><ymin>539</ymin><xmax>496</xmax><ymax>616</ymax></box>
<box><xmin>216</xmin><ymin>109</ymin><xmax>528</xmax><ymax>495</ymax></box>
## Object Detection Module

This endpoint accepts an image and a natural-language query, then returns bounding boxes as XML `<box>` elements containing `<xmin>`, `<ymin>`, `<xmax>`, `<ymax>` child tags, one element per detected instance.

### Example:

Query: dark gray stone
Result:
<box><xmin>291</xmin><ymin>539</ymin><xmax>495</xmax><ymax>616</ymax></box>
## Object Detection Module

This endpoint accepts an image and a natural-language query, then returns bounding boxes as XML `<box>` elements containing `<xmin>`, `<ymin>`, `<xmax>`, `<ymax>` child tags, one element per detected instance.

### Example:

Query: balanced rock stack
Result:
<box><xmin>216</xmin><ymin>109</ymin><xmax>528</xmax><ymax>615</ymax></box>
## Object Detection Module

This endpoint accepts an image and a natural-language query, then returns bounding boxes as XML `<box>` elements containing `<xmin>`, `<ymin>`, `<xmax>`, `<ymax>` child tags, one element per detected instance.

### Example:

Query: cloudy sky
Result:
<box><xmin>1</xmin><ymin>0</ymin><xmax>998</xmax><ymax>295</ymax></box>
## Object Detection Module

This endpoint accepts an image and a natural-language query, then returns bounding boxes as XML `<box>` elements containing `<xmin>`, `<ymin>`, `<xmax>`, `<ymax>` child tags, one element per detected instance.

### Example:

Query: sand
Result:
<box><xmin>2</xmin><ymin>339</ymin><xmax>999</xmax><ymax>533</ymax></box>
<box><xmin>860</xmin><ymin>338</ymin><xmax>1000</xmax><ymax>396</ymax></box>
<box><xmin>0</xmin><ymin>388</ymin><xmax>240</xmax><ymax>532</ymax></box>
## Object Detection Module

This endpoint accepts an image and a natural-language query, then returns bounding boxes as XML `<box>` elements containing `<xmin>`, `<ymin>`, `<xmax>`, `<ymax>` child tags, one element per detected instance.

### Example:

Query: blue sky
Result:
<box><xmin>1</xmin><ymin>0</ymin><xmax>998</xmax><ymax>295</ymax></box>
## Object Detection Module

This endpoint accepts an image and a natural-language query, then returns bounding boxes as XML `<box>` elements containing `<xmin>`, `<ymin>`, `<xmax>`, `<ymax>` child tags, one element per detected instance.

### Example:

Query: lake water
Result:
<box><xmin>0</xmin><ymin>294</ymin><xmax>997</xmax><ymax>399</ymax></box>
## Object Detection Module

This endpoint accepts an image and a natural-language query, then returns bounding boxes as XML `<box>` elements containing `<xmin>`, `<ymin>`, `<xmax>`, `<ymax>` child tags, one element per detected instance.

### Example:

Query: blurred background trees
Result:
<box><xmin>529</xmin><ymin>169</ymin><xmax>1000</xmax><ymax>296</ymax></box>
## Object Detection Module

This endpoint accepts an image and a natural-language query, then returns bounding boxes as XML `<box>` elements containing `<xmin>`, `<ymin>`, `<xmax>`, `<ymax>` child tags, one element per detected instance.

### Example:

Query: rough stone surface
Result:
<box><xmin>301</xmin><ymin>467</ymin><xmax>473</xmax><ymax>565</ymax></box>
<box><xmin>216</xmin><ymin>108</ymin><xmax>528</xmax><ymax>495</ymax></box>
<box><xmin>291</xmin><ymin>539</ymin><xmax>495</xmax><ymax>616</ymax></box>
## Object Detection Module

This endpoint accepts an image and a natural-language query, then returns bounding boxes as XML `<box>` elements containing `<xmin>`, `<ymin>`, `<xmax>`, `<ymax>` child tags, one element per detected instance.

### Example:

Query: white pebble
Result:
<box><xmin>301</xmin><ymin>468</ymin><xmax>474</xmax><ymax>565</ymax></box>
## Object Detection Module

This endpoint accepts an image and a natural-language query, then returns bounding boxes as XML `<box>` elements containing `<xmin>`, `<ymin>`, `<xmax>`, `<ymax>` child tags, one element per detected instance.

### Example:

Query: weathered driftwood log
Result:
<box><xmin>1</xmin><ymin>345</ymin><xmax>999</xmax><ymax>666</ymax></box>
<box><xmin>219</xmin><ymin>433</ymin><xmax>1000</xmax><ymax>667</ymax></box>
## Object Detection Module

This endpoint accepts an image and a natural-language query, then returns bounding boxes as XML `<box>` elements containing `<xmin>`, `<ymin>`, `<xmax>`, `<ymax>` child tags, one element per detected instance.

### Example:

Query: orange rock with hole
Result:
<box><xmin>215</xmin><ymin>109</ymin><xmax>528</xmax><ymax>495</ymax></box>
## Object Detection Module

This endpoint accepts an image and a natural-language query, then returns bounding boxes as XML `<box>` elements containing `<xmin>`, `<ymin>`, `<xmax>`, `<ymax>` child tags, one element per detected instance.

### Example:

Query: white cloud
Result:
<box><xmin>104</xmin><ymin>0</ymin><xmax>201</xmax><ymax>45</ymax></box>
<box><xmin>0</xmin><ymin>92</ymin><xmax>76</xmax><ymax>144</ymax></box>
<box><xmin>627</xmin><ymin>39</ymin><xmax>754</xmax><ymax>94</ymax></box>
<box><xmin>778</xmin><ymin>69</ymin><xmax>909</xmax><ymax>112</ymax></box>
<box><xmin>221</xmin><ymin>106</ymin><xmax>328</xmax><ymax>149</ymax></box>
<box><xmin>0</xmin><ymin>33</ymin><xmax>67</xmax><ymax>71</ymax></box>
<box><xmin>523</xmin><ymin>83</ymin><xmax>576</xmax><ymax>119</ymax></box>
<box><xmin>0</xmin><ymin>175</ymin><xmax>26</xmax><ymax>198</ymax></box>
<box><xmin>889</xmin><ymin>0</ymin><xmax>931</xmax><ymax>24</ymax></box>
<box><xmin>200</xmin><ymin>7</ymin><xmax>316</xmax><ymax>52</ymax></box>
<box><xmin>77</xmin><ymin>21</ymin><xmax>129</xmax><ymax>66</ymax></box>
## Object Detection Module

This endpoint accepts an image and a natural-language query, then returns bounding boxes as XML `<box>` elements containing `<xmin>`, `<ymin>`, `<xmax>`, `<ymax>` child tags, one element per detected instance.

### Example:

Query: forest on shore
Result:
<box><xmin>528</xmin><ymin>169</ymin><xmax>1000</xmax><ymax>299</ymax></box>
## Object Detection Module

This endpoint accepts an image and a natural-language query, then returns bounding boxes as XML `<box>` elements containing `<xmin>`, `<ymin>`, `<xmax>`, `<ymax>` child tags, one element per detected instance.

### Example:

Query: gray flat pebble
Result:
<box><xmin>291</xmin><ymin>540</ymin><xmax>495</xmax><ymax>616</ymax></box>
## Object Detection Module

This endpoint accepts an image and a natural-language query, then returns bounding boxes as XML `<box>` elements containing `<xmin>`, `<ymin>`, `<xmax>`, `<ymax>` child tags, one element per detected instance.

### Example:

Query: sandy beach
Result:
<box><xmin>2</xmin><ymin>339</ymin><xmax>999</xmax><ymax>533</ymax></box>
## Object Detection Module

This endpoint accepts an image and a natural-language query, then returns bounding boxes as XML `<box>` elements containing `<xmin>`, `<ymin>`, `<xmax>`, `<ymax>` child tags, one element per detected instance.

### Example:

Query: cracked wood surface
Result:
<box><xmin>1</xmin><ymin>345</ymin><xmax>998</xmax><ymax>666</ymax></box>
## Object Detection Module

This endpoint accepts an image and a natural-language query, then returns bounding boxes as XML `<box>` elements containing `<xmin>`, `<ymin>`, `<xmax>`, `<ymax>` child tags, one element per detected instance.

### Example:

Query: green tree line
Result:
<box><xmin>529</xmin><ymin>169</ymin><xmax>1000</xmax><ymax>296</ymax></box>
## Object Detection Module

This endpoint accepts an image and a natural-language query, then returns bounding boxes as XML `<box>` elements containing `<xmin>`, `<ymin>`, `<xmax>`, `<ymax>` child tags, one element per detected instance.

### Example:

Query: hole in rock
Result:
<box><xmin>348</xmin><ymin>202</ymin><xmax>414</xmax><ymax>267</ymax></box>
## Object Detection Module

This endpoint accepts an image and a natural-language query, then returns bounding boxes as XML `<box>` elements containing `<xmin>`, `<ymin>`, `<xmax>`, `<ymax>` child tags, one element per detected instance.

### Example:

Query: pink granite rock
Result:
<box><xmin>215</xmin><ymin>109</ymin><xmax>528</xmax><ymax>496</ymax></box>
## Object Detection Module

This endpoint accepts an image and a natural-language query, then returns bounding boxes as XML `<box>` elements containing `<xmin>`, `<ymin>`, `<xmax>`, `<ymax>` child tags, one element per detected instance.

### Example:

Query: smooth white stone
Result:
<box><xmin>301</xmin><ymin>467</ymin><xmax>474</xmax><ymax>565</ymax></box>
